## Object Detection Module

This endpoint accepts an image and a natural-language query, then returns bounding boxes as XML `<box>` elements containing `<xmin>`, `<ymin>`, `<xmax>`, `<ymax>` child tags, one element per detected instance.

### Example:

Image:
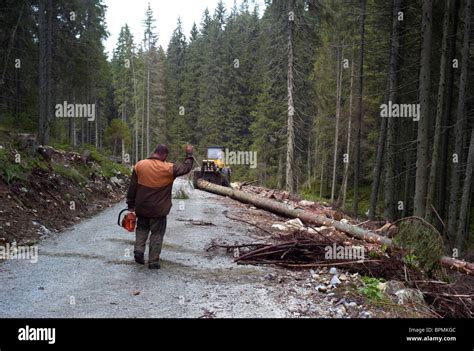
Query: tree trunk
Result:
<box><xmin>320</xmin><ymin>151</ymin><xmax>325</xmax><ymax>199</ymax></box>
<box><xmin>331</xmin><ymin>45</ymin><xmax>343</xmax><ymax>203</ymax></box>
<box><xmin>439</xmin><ymin>256</ymin><xmax>474</xmax><ymax>276</ymax></box>
<box><xmin>447</xmin><ymin>0</ymin><xmax>472</xmax><ymax>246</ymax></box>
<box><xmin>277</xmin><ymin>152</ymin><xmax>283</xmax><ymax>189</ymax></box>
<box><xmin>307</xmin><ymin>132</ymin><xmax>311</xmax><ymax>189</ymax></box>
<box><xmin>121</xmin><ymin>92</ymin><xmax>126</xmax><ymax>162</ymax></box>
<box><xmin>403</xmin><ymin>123</ymin><xmax>417</xmax><ymax>217</ymax></box>
<box><xmin>72</xmin><ymin>118</ymin><xmax>76</xmax><ymax>147</ymax></box>
<box><xmin>425</xmin><ymin>0</ymin><xmax>452</xmax><ymax>221</ymax></box>
<box><xmin>314</xmin><ymin>117</ymin><xmax>320</xmax><ymax>186</ymax></box>
<box><xmin>146</xmin><ymin>29</ymin><xmax>152</xmax><ymax>157</ymax></box>
<box><xmin>197</xmin><ymin>179</ymin><xmax>392</xmax><ymax>245</ymax></box>
<box><xmin>369</xmin><ymin>0</ymin><xmax>402</xmax><ymax>219</ymax></box>
<box><xmin>141</xmin><ymin>81</ymin><xmax>145</xmax><ymax>160</ymax></box>
<box><xmin>146</xmin><ymin>51</ymin><xmax>151</xmax><ymax>157</ymax></box>
<box><xmin>95</xmin><ymin>101</ymin><xmax>99</xmax><ymax>149</ymax></box>
<box><xmin>72</xmin><ymin>92</ymin><xmax>77</xmax><ymax>147</ymax></box>
<box><xmin>81</xmin><ymin>104</ymin><xmax>84</xmax><ymax>146</ymax></box>
<box><xmin>285</xmin><ymin>0</ymin><xmax>295</xmax><ymax>194</ymax></box>
<box><xmin>456</xmin><ymin>127</ymin><xmax>474</xmax><ymax>252</ymax></box>
<box><xmin>135</xmin><ymin>101</ymin><xmax>139</xmax><ymax>163</ymax></box>
<box><xmin>438</xmin><ymin>0</ymin><xmax>460</xmax><ymax>221</ymax></box>
<box><xmin>383</xmin><ymin>0</ymin><xmax>402</xmax><ymax>222</ymax></box>
<box><xmin>342</xmin><ymin>42</ymin><xmax>355</xmax><ymax>208</ymax></box>
<box><xmin>413</xmin><ymin>0</ymin><xmax>433</xmax><ymax>217</ymax></box>
<box><xmin>46</xmin><ymin>0</ymin><xmax>52</xmax><ymax>141</ymax></box>
<box><xmin>369</xmin><ymin>114</ymin><xmax>387</xmax><ymax>219</ymax></box>
<box><xmin>352</xmin><ymin>0</ymin><xmax>366</xmax><ymax>217</ymax></box>
<box><xmin>38</xmin><ymin>0</ymin><xmax>52</xmax><ymax>145</ymax></box>
<box><xmin>132</xmin><ymin>71</ymin><xmax>139</xmax><ymax>163</ymax></box>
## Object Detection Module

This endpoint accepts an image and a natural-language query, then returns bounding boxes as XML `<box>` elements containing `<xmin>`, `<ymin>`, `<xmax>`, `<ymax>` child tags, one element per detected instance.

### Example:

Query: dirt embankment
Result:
<box><xmin>0</xmin><ymin>135</ymin><xmax>129</xmax><ymax>246</ymax></box>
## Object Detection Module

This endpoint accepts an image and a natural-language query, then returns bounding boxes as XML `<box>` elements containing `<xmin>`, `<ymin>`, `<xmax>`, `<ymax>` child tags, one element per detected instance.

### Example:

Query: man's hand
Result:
<box><xmin>185</xmin><ymin>144</ymin><xmax>193</xmax><ymax>154</ymax></box>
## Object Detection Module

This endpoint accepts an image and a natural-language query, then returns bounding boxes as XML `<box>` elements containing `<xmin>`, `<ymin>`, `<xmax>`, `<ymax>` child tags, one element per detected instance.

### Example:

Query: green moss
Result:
<box><xmin>52</xmin><ymin>164</ymin><xmax>86</xmax><ymax>184</ymax></box>
<box><xmin>0</xmin><ymin>148</ymin><xmax>28</xmax><ymax>184</ymax></box>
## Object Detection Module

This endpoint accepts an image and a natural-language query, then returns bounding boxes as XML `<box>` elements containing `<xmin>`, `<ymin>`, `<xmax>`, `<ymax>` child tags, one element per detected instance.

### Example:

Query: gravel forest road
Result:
<box><xmin>0</xmin><ymin>179</ymin><xmax>290</xmax><ymax>318</ymax></box>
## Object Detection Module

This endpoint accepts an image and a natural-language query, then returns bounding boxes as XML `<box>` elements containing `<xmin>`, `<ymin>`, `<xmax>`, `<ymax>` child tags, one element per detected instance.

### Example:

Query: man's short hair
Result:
<box><xmin>154</xmin><ymin>144</ymin><xmax>169</xmax><ymax>156</ymax></box>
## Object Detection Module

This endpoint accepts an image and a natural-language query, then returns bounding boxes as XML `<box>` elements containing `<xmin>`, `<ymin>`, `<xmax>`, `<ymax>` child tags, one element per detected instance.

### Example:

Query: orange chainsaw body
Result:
<box><xmin>118</xmin><ymin>209</ymin><xmax>136</xmax><ymax>232</ymax></box>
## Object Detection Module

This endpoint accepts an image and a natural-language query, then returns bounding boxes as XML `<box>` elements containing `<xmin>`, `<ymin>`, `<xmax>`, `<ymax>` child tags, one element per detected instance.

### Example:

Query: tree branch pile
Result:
<box><xmin>198</xmin><ymin>179</ymin><xmax>473</xmax><ymax>275</ymax></box>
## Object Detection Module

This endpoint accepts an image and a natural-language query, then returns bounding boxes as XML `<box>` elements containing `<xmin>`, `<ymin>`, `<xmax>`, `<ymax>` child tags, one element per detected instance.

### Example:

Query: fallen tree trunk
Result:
<box><xmin>197</xmin><ymin>179</ymin><xmax>392</xmax><ymax>245</ymax></box>
<box><xmin>196</xmin><ymin>179</ymin><xmax>473</xmax><ymax>275</ymax></box>
<box><xmin>440</xmin><ymin>257</ymin><xmax>474</xmax><ymax>276</ymax></box>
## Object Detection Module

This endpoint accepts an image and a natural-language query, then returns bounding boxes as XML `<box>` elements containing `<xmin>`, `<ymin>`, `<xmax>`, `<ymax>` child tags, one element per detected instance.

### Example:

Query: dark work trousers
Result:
<box><xmin>135</xmin><ymin>216</ymin><xmax>167</xmax><ymax>263</ymax></box>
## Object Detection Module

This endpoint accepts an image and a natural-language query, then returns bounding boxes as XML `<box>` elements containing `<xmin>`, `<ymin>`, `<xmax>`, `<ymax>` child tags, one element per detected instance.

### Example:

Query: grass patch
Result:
<box><xmin>51</xmin><ymin>143</ymin><xmax>131</xmax><ymax>179</ymax></box>
<box><xmin>173</xmin><ymin>189</ymin><xmax>190</xmax><ymax>199</ymax></box>
<box><xmin>0</xmin><ymin>130</ymin><xmax>129</xmax><ymax>186</ymax></box>
<box><xmin>358</xmin><ymin>276</ymin><xmax>386</xmax><ymax>302</ymax></box>
<box><xmin>299</xmin><ymin>184</ymin><xmax>374</xmax><ymax>216</ymax></box>
<box><xmin>0</xmin><ymin>148</ymin><xmax>44</xmax><ymax>184</ymax></box>
<box><xmin>83</xmin><ymin>145</ymin><xmax>131</xmax><ymax>178</ymax></box>
<box><xmin>52</xmin><ymin>164</ymin><xmax>86</xmax><ymax>184</ymax></box>
<box><xmin>50</xmin><ymin>142</ymin><xmax>74</xmax><ymax>153</ymax></box>
<box><xmin>1</xmin><ymin>162</ymin><xmax>27</xmax><ymax>184</ymax></box>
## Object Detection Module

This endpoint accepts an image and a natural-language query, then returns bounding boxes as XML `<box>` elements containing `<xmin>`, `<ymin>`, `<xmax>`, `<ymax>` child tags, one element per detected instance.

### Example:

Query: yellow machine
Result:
<box><xmin>193</xmin><ymin>146</ymin><xmax>231</xmax><ymax>187</ymax></box>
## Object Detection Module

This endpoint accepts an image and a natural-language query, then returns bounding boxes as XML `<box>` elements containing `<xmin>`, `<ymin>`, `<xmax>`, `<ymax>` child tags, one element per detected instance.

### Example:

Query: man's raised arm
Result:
<box><xmin>173</xmin><ymin>145</ymin><xmax>194</xmax><ymax>178</ymax></box>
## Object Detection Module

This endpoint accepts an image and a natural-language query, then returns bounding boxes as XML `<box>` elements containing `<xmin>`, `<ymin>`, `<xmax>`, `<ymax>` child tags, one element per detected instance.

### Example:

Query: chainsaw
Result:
<box><xmin>117</xmin><ymin>208</ymin><xmax>137</xmax><ymax>232</ymax></box>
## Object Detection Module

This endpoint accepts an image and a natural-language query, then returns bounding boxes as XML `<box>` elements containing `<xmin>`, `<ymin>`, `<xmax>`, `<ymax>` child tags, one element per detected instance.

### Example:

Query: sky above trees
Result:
<box><xmin>103</xmin><ymin>0</ymin><xmax>265</xmax><ymax>58</ymax></box>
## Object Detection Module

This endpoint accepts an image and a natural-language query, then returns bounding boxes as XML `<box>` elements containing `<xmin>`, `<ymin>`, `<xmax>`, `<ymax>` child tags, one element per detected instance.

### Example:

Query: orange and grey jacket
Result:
<box><xmin>126</xmin><ymin>155</ymin><xmax>193</xmax><ymax>218</ymax></box>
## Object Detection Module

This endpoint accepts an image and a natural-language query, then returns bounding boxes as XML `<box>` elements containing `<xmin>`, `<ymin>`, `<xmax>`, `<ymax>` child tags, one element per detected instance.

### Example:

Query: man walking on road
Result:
<box><xmin>126</xmin><ymin>144</ymin><xmax>194</xmax><ymax>269</ymax></box>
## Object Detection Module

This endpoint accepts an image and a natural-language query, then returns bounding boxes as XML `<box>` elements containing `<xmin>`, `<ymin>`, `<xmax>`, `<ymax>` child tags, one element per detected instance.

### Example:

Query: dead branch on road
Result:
<box><xmin>176</xmin><ymin>218</ymin><xmax>215</xmax><ymax>226</ymax></box>
<box><xmin>223</xmin><ymin>211</ymin><xmax>274</xmax><ymax>236</ymax></box>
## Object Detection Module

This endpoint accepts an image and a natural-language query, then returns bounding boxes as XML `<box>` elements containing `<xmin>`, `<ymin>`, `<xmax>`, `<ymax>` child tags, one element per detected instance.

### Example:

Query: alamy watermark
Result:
<box><xmin>18</xmin><ymin>325</ymin><xmax>55</xmax><ymax>344</ymax></box>
<box><xmin>324</xmin><ymin>243</ymin><xmax>365</xmax><ymax>260</ymax></box>
<box><xmin>55</xmin><ymin>101</ymin><xmax>95</xmax><ymax>121</ymax></box>
<box><xmin>380</xmin><ymin>101</ymin><xmax>420</xmax><ymax>121</ymax></box>
<box><xmin>220</xmin><ymin>148</ymin><xmax>257</xmax><ymax>169</ymax></box>
<box><xmin>0</xmin><ymin>243</ymin><xmax>38</xmax><ymax>263</ymax></box>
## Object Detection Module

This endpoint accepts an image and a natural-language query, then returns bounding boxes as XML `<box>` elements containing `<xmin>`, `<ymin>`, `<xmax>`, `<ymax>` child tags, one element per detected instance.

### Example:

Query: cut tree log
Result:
<box><xmin>198</xmin><ymin>179</ymin><xmax>392</xmax><ymax>246</ymax></box>
<box><xmin>440</xmin><ymin>257</ymin><xmax>474</xmax><ymax>276</ymax></box>
<box><xmin>196</xmin><ymin>179</ymin><xmax>473</xmax><ymax>275</ymax></box>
